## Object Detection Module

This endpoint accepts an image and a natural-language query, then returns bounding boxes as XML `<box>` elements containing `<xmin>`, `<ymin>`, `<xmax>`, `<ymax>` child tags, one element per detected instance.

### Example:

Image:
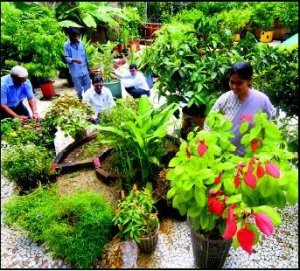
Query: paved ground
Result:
<box><xmin>1</xmin><ymin>76</ymin><xmax>298</xmax><ymax>269</ymax></box>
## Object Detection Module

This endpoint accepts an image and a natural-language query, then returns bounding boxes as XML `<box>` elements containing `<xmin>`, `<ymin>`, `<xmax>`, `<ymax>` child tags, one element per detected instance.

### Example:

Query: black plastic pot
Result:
<box><xmin>137</xmin><ymin>223</ymin><xmax>159</xmax><ymax>253</ymax></box>
<box><xmin>188</xmin><ymin>218</ymin><xmax>232</xmax><ymax>269</ymax></box>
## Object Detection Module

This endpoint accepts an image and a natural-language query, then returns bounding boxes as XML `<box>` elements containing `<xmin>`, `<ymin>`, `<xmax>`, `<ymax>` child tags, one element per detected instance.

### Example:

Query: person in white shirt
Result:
<box><xmin>83</xmin><ymin>76</ymin><xmax>115</xmax><ymax>123</ymax></box>
<box><xmin>114</xmin><ymin>64</ymin><xmax>150</xmax><ymax>98</ymax></box>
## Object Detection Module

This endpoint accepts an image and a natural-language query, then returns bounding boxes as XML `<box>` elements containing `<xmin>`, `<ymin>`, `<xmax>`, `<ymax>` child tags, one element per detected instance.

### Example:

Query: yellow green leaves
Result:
<box><xmin>252</xmin><ymin>206</ymin><xmax>282</xmax><ymax>226</ymax></box>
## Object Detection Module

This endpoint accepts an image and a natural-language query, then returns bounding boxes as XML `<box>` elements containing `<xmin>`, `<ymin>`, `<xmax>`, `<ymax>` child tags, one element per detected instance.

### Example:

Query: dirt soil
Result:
<box><xmin>62</xmin><ymin>138</ymin><xmax>103</xmax><ymax>163</ymax></box>
<box><xmin>56</xmin><ymin>169</ymin><xmax>120</xmax><ymax>206</ymax></box>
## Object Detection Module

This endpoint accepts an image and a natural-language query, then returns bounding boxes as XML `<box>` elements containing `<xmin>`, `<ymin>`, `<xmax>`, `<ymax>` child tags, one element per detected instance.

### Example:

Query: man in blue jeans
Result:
<box><xmin>1</xmin><ymin>66</ymin><xmax>40</xmax><ymax>123</ymax></box>
<box><xmin>64</xmin><ymin>27</ymin><xmax>91</xmax><ymax>100</ymax></box>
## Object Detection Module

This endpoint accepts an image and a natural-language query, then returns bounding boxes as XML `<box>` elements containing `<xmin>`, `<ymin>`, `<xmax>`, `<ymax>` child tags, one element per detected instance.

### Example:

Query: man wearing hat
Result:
<box><xmin>64</xmin><ymin>27</ymin><xmax>91</xmax><ymax>100</ymax></box>
<box><xmin>83</xmin><ymin>76</ymin><xmax>115</xmax><ymax>124</ymax></box>
<box><xmin>1</xmin><ymin>65</ymin><xmax>40</xmax><ymax>123</ymax></box>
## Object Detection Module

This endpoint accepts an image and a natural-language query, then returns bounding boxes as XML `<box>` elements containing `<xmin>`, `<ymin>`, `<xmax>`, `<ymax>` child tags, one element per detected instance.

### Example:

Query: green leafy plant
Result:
<box><xmin>44</xmin><ymin>94</ymin><xmax>93</xmax><ymax>140</ymax></box>
<box><xmin>1</xmin><ymin>118</ymin><xmax>55</xmax><ymax>150</ymax></box>
<box><xmin>94</xmin><ymin>96</ymin><xmax>179</xmax><ymax>191</ymax></box>
<box><xmin>113</xmin><ymin>184</ymin><xmax>159</xmax><ymax>243</ymax></box>
<box><xmin>3</xmin><ymin>187</ymin><xmax>113</xmax><ymax>268</ymax></box>
<box><xmin>89</xmin><ymin>41</ymin><xmax>118</xmax><ymax>82</ymax></box>
<box><xmin>1</xmin><ymin>4</ymin><xmax>65</xmax><ymax>78</ymax></box>
<box><xmin>167</xmin><ymin>111</ymin><xmax>298</xmax><ymax>254</ymax></box>
<box><xmin>1</xmin><ymin>144</ymin><xmax>53</xmax><ymax>190</ymax></box>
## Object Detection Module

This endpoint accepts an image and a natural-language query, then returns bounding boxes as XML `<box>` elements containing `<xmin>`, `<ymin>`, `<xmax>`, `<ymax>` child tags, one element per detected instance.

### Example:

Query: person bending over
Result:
<box><xmin>1</xmin><ymin>66</ymin><xmax>40</xmax><ymax>124</ymax></box>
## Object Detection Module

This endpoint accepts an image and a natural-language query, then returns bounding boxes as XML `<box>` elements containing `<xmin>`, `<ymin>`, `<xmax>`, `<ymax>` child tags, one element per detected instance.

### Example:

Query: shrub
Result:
<box><xmin>1</xmin><ymin>144</ymin><xmax>53</xmax><ymax>190</ymax></box>
<box><xmin>3</xmin><ymin>187</ymin><xmax>113</xmax><ymax>269</ymax></box>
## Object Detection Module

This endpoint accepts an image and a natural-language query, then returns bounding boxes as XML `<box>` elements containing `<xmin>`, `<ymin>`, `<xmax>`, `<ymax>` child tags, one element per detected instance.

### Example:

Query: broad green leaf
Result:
<box><xmin>252</xmin><ymin>206</ymin><xmax>282</xmax><ymax>225</ymax></box>
<box><xmin>187</xmin><ymin>206</ymin><xmax>200</xmax><ymax>218</ymax></box>
<box><xmin>194</xmin><ymin>186</ymin><xmax>206</xmax><ymax>207</ymax></box>
<box><xmin>138</xmin><ymin>95</ymin><xmax>151</xmax><ymax>115</ymax></box>
<box><xmin>286</xmin><ymin>180</ymin><xmax>298</xmax><ymax>205</ymax></box>
<box><xmin>258</xmin><ymin>178</ymin><xmax>274</xmax><ymax>198</ymax></box>
<box><xmin>81</xmin><ymin>13</ymin><xmax>97</xmax><ymax>28</ymax></box>
<box><xmin>225</xmin><ymin>194</ymin><xmax>242</xmax><ymax>204</ymax></box>
<box><xmin>223</xmin><ymin>177</ymin><xmax>235</xmax><ymax>194</ymax></box>
<box><xmin>247</xmin><ymin>224</ymin><xmax>260</xmax><ymax>245</ymax></box>
<box><xmin>149</xmin><ymin>156</ymin><xmax>160</xmax><ymax>166</ymax></box>
<box><xmin>232</xmin><ymin>235</ymin><xmax>240</xmax><ymax>248</ymax></box>
<box><xmin>239</xmin><ymin>121</ymin><xmax>249</xmax><ymax>134</ymax></box>
<box><xmin>168</xmin><ymin>157</ymin><xmax>181</xmax><ymax>167</ymax></box>
<box><xmin>167</xmin><ymin>187</ymin><xmax>176</xmax><ymax>199</ymax></box>
<box><xmin>58</xmin><ymin>20</ymin><xmax>83</xmax><ymax>28</ymax></box>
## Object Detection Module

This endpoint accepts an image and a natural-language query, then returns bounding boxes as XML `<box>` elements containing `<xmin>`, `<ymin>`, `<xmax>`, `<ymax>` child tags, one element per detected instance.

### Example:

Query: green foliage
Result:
<box><xmin>89</xmin><ymin>41</ymin><xmax>118</xmax><ymax>82</ymax></box>
<box><xmin>250</xmin><ymin>45</ymin><xmax>298</xmax><ymax>117</ymax></box>
<box><xmin>94</xmin><ymin>96</ymin><xmax>179</xmax><ymax>190</ymax></box>
<box><xmin>195</xmin><ymin>2</ymin><xmax>249</xmax><ymax>16</ymax></box>
<box><xmin>1</xmin><ymin>144</ymin><xmax>53</xmax><ymax>190</ymax></box>
<box><xmin>113</xmin><ymin>185</ymin><xmax>159</xmax><ymax>243</ymax></box>
<box><xmin>3</xmin><ymin>187</ymin><xmax>113</xmax><ymax>269</ymax></box>
<box><xmin>277</xmin><ymin>2</ymin><xmax>298</xmax><ymax>34</ymax></box>
<box><xmin>1</xmin><ymin>118</ymin><xmax>55</xmax><ymax>150</ymax></box>
<box><xmin>162</xmin><ymin>8</ymin><xmax>204</xmax><ymax>25</ymax></box>
<box><xmin>1</xmin><ymin>4</ymin><xmax>65</xmax><ymax>78</ymax></box>
<box><xmin>167</xmin><ymin>111</ymin><xmax>297</xmax><ymax>251</ymax></box>
<box><xmin>151</xmin><ymin>18</ymin><xmax>240</xmax><ymax>111</ymax></box>
<box><xmin>44</xmin><ymin>94</ymin><xmax>93</xmax><ymax>139</ymax></box>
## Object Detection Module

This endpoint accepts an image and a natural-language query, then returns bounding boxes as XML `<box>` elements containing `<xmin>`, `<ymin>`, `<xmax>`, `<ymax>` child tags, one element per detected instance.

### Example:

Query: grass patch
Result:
<box><xmin>3</xmin><ymin>186</ymin><xmax>113</xmax><ymax>268</ymax></box>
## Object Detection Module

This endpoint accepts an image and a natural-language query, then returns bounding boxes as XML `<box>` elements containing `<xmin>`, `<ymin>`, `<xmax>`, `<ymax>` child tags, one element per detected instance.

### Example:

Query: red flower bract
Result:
<box><xmin>214</xmin><ymin>175</ymin><xmax>221</xmax><ymax>184</ymax></box>
<box><xmin>250</xmin><ymin>139</ymin><xmax>260</xmax><ymax>152</ymax></box>
<box><xmin>254</xmin><ymin>213</ymin><xmax>274</xmax><ymax>236</ymax></box>
<box><xmin>256</xmin><ymin>164</ymin><xmax>265</xmax><ymax>179</ymax></box>
<box><xmin>208</xmin><ymin>197</ymin><xmax>225</xmax><ymax>217</ymax></box>
<box><xmin>234</xmin><ymin>175</ymin><xmax>241</xmax><ymax>188</ymax></box>
<box><xmin>197</xmin><ymin>141</ymin><xmax>207</xmax><ymax>156</ymax></box>
<box><xmin>265</xmin><ymin>162</ymin><xmax>280</xmax><ymax>178</ymax></box>
<box><xmin>243</xmin><ymin>173</ymin><xmax>257</xmax><ymax>189</ymax></box>
<box><xmin>237</xmin><ymin>228</ymin><xmax>255</xmax><ymax>255</ymax></box>
<box><xmin>223</xmin><ymin>207</ymin><xmax>237</xmax><ymax>239</ymax></box>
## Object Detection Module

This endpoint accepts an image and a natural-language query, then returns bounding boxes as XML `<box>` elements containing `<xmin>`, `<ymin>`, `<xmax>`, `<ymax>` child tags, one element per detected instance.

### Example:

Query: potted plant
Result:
<box><xmin>249</xmin><ymin>2</ymin><xmax>281</xmax><ymax>43</ymax></box>
<box><xmin>89</xmin><ymin>41</ymin><xmax>122</xmax><ymax>98</ymax></box>
<box><xmin>1</xmin><ymin>4</ymin><xmax>66</xmax><ymax>98</ymax></box>
<box><xmin>166</xmin><ymin>111</ymin><xmax>298</xmax><ymax>268</ymax></box>
<box><xmin>218</xmin><ymin>7</ymin><xmax>253</xmax><ymax>41</ymax></box>
<box><xmin>113</xmin><ymin>184</ymin><xmax>160</xmax><ymax>253</ymax></box>
<box><xmin>44</xmin><ymin>94</ymin><xmax>93</xmax><ymax>141</ymax></box>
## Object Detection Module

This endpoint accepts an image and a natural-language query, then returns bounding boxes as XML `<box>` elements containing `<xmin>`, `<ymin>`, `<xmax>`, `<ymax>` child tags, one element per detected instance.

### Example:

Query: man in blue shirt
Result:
<box><xmin>1</xmin><ymin>66</ymin><xmax>40</xmax><ymax>123</ymax></box>
<box><xmin>64</xmin><ymin>27</ymin><xmax>91</xmax><ymax>100</ymax></box>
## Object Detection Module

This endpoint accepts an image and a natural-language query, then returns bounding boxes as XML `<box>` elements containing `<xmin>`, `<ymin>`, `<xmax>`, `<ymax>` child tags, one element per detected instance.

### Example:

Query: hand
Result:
<box><xmin>73</xmin><ymin>58</ymin><xmax>82</xmax><ymax>64</ymax></box>
<box><xmin>17</xmin><ymin>115</ymin><xmax>29</xmax><ymax>124</ymax></box>
<box><xmin>33</xmin><ymin>112</ymin><xmax>40</xmax><ymax>122</ymax></box>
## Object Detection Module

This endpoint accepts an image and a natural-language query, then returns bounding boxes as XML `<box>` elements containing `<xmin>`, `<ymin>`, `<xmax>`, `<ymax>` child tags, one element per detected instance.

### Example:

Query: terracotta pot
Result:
<box><xmin>40</xmin><ymin>81</ymin><xmax>55</xmax><ymax>98</ymax></box>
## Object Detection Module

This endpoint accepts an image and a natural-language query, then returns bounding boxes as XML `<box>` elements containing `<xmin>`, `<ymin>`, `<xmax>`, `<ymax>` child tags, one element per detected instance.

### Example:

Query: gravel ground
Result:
<box><xmin>1</xmin><ymin>78</ymin><xmax>298</xmax><ymax>269</ymax></box>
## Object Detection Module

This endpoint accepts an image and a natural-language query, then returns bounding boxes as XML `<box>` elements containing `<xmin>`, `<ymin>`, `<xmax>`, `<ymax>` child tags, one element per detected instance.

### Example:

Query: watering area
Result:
<box><xmin>1</xmin><ymin>75</ymin><xmax>298</xmax><ymax>269</ymax></box>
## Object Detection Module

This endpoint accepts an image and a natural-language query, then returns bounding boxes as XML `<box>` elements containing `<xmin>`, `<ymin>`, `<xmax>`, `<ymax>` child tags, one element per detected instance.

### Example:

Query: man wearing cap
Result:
<box><xmin>1</xmin><ymin>66</ymin><xmax>40</xmax><ymax>123</ymax></box>
<box><xmin>64</xmin><ymin>27</ymin><xmax>91</xmax><ymax>100</ymax></box>
<box><xmin>83</xmin><ymin>76</ymin><xmax>115</xmax><ymax>124</ymax></box>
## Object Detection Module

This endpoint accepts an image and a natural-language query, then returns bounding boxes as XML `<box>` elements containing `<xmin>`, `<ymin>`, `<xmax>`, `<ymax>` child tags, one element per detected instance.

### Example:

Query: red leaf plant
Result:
<box><xmin>197</xmin><ymin>140</ymin><xmax>207</xmax><ymax>156</ymax></box>
<box><xmin>237</xmin><ymin>227</ymin><xmax>255</xmax><ymax>254</ymax></box>
<box><xmin>222</xmin><ymin>206</ymin><xmax>237</xmax><ymax>239</ymax></box>
<box><xmin>265</xmin><ymin>162</ymin><xmax>280</xmax><ymax>178</ymax></box>
<box><xmin>254</xmin><ymin>213</ymin><xmax>274</xmax><ymax>236</ymax></box>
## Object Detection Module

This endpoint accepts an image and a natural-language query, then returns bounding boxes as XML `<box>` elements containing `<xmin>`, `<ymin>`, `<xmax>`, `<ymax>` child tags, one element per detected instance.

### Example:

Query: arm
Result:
<box><xmin>28</xmin><ymin>97</ymin><xmax>40</xmax><ymax>121</ymax></box>
<box><xmin>64</xmin><ymin>43</ymin><xmax>81</xmax><ymax>64</ymax></box>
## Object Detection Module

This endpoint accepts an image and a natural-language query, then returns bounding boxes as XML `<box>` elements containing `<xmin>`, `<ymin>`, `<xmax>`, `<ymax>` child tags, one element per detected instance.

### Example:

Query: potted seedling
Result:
<box><xmin>113</xmin><ymin>184</ymin><xmax>160</xmax><ymax>253</ymax></box>
<box><xmin>167</xmin><ymin>111</ymin><xmax>298</xmax><ymax>268</ymax></box>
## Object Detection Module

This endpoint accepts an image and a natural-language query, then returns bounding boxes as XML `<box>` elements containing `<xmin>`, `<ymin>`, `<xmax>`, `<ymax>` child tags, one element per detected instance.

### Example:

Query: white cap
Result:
<box><xmin>11</xmin><ymin>66</ymin><xmax>28</xmax><ymax>78</ymax></box>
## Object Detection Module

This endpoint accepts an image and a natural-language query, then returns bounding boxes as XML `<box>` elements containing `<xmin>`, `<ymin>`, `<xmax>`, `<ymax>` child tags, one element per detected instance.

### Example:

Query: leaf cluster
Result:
<box><xmin>1</xmin><ymin>144</ymin><xmax>53</xmax><ymax>190</ymax></box>
<box><xmin>94</xmin><ymin>96</ymin><xmax>179</xmax><ymax>190</ymax></box>
<box><xmin>113</xmin><ymin>185</ymin><xmax>158</xmax><ymax>243</ymax></box>
<box><xmin>44</xmin><ymin>94</ymin><xmax>93</xmax><ymax>139</ymax></box>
